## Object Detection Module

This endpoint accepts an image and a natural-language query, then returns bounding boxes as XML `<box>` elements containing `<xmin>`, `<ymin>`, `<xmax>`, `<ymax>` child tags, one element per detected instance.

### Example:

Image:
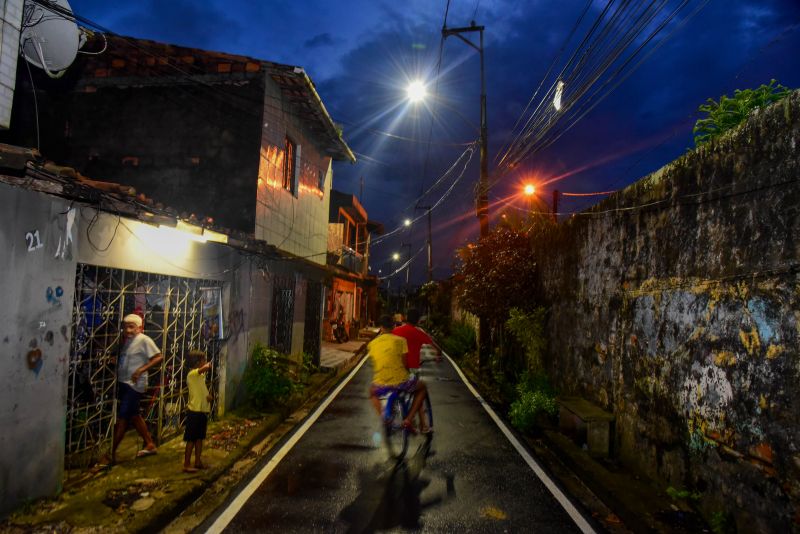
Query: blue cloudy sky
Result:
<box><xmin>69</xmin><ymin>0</ymin><xmax>800</xmax><ymax>281</ymax></box>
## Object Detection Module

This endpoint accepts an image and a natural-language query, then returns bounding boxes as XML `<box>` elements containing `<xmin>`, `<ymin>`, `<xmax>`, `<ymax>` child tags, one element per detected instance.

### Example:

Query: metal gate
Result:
<box><xmin>66</xmin><ymin>264</ymin><xmax>222</xmax><ymax>469</ymax></box>
<box><xmin>303</xmin><ymin>281</ymin><xmax>323</xmax><ymax>364</ymax></box>
<box><xmin>270</xmin><ymin>275</ymin><xmax>295</xmax><ymax>354</ymax></box>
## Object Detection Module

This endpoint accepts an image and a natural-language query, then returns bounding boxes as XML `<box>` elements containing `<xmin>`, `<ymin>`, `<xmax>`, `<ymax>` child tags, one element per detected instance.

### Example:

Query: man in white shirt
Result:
<box><xmin>108</xmin><ymin>314</ymin><xmax>163</xmax><ymax>464</ymax></box>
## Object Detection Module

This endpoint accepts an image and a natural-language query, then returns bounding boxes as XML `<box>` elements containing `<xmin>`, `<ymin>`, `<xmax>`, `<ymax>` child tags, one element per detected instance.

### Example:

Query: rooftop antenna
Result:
<box><xmin>20</xmin><ymin>0</ymin><xmax>85</xmax><ymax>78</ymax></box>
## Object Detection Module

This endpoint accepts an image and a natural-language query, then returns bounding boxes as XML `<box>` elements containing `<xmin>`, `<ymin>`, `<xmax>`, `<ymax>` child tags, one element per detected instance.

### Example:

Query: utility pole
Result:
<box><xmin>443</xmin><ymin>20</ymin><xmax>491</xmax><ymax>373</ymax></box>
<box><xmin>400</xmin><ymin>242</ymin><xmax>412</xmax><ymax>312</ymax></box>
<box><xmin>415</xmin><ymin>205</ymin><xmax>433</xmax><ymax>282</ymax></box>
<box><xmin>442</xmin><ymin>21</ymin><xmax>488</xmax><ymax>239</ymax></box>
<box><xmin>552</xmin><ymin>190</ymin><xmax>559</xmax><ymax>223</ymax></box>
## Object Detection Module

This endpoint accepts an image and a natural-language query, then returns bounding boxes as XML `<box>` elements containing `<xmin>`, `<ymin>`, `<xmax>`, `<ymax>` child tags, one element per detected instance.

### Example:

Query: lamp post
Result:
<box><xmin>414</xmin><ymin>205</ymin><xmax>433</xmax><ymax>282</ymax></box>
<box><xmin>443</xmin><ymin>21</ymin><xmax>488</xmax><ymax>239</ymax></box>
<box><xmin>395</xmin><ymin>243</ymin><xmax>411</xmax><ymax>313</ymax></box>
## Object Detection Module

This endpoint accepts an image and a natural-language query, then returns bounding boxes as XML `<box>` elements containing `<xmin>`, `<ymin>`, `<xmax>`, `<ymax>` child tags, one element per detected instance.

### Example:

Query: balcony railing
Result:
<box><xmin>327</xmin><ymin>244</ymin><xmax>367</xmax><ymax>275</ymax></box>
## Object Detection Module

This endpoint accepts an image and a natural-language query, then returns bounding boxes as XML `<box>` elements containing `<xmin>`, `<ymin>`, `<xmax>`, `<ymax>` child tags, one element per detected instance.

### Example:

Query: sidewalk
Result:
<box><xmin>0</xmin><ymin>342</ymin><xmax>369</xmax><ymax>534</ymax></box>
<box><xmin>320</xmin><ymin>339</ymin><xmax>367</xmax><ymax>371</ymax></box>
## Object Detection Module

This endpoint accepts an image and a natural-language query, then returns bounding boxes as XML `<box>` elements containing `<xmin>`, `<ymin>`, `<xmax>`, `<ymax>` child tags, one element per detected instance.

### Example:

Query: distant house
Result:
<box><xmin>0</xmin><ymin>34</ymin><xmax>356</xmax><ymax>515</ymax></box>
<box><xmin>326</xmin><ymin>189</ymin><xmax>383</xmax><ymax>338</ymax></box>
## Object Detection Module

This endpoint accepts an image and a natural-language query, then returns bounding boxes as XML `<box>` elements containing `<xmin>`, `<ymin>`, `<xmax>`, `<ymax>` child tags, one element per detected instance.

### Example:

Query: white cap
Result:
<box><xmin>123</xmin><ymin>314</ymin><xmax>143</xmax><ymax>328</ymax></box>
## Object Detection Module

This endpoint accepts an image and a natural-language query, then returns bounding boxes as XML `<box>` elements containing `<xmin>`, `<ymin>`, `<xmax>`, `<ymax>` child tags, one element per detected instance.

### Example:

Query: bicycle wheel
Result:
<box><xmin>382</xmin><ymin>393</ymin><xmax>409</xmax><ymax>460</ymax></box>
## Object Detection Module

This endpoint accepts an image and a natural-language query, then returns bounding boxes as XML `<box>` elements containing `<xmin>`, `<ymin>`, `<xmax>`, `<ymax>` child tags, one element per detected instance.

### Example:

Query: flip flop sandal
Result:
<box><xmin>136</xmin><ymin>448</ymin><xmax>157</xmax><ymax>458</ymax></box>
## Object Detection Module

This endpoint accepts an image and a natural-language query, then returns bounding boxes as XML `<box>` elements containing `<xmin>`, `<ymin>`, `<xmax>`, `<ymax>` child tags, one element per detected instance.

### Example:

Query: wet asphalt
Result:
<box><xmin>209</xmin><ymin>356</ymin><xmax>585</xmax><ymax>533</ymax></box>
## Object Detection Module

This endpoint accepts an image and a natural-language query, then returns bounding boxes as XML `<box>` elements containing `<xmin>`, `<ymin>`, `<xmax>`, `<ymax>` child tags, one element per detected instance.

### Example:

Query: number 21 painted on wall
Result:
<box><xmin>25</xmin><ymin>230</ymin><xmax>44</xmax><ymax>251</ymax></box>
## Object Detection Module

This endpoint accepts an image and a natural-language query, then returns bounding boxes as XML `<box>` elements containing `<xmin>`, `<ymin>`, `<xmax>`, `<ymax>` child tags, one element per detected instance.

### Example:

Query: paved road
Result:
<box><xmin>206</xmin><ymin>355</ymin><xmax>591</xmax><ymax>533</ymax></box>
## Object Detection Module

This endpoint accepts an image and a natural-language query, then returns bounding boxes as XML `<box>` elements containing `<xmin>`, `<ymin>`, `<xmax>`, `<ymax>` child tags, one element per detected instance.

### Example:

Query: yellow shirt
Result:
<box><xmin>368</xmin><ymin>333</ymin><xmax>409</xmax><ymax>386</ymax></box>
<box><xmin>187</xmin><ymin>368</ymin><xmax>211</xmax><ymax>413</ymax></box>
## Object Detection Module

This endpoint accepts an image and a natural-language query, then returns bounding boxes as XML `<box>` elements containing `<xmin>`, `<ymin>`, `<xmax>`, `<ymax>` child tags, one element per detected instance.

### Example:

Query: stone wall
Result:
<box><xmin>542</xmin><ymin>91</ymin><xmax>800</xmax><ymax>531</ymax></box>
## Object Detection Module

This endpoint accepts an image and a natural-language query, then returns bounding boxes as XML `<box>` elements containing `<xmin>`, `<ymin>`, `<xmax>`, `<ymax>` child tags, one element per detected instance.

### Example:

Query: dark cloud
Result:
<box><xmin>67</xmin><ymin>0</ymin><xmax>800</xmax><ymax>281</ymax></box>
<box><xmin>304</xmin><ymin>33</ymin><xmax>336</xmax><ymax>49</ymax></box>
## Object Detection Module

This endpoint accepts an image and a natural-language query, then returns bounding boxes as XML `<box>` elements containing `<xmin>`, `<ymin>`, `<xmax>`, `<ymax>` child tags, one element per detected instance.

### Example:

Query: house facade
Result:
<box><xmin>326</xmin><ymin>190</ymin><xmax>382</xmax><ymax>339</ymax></box>
<box><xmin>0</xmin><ymin>35</ymin><xmax>355</xmax><ymax>514</ymax></box>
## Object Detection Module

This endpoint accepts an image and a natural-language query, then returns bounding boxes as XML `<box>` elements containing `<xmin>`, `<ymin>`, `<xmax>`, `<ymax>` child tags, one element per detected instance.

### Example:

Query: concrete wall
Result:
<box><xmin>542</xmin><ymin>92</ymin><xmax>800</xmax><ymax>531</ymax></box>
<box><xmin>255</xmin><ymin>75</ymin><xmax>332</xmax><ymax>263</ymax></box>
<box><xmin>0</xmin><ymin>186</ymin><xmax>75</xmax><ymax>515</ymax></box>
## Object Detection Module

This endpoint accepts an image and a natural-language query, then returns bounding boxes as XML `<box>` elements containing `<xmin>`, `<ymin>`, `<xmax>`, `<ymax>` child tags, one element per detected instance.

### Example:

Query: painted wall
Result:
<box><xmin>0</xmin><ymin>182</ymin><xmax>272</xmax><ymax>514</ymax></box>
<box><xmin>255</xmin><ymin>76</ymin><xmax>332</xmax><ymax>263</ymax></box>
<box><xmin>542</xmin><ymin>92</ymin><xmax>800</xmax><ymax>531</ymax></box>
<box><xmin>0</xmin><ymin>186</ymin><xmax>75</xmax><ymax>516</ymax></box>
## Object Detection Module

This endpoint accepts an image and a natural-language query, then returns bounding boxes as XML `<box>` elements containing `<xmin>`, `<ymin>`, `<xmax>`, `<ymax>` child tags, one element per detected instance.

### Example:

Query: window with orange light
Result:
<box><xmin>283</xmin><ymin>136</ymin><xmax>296</xmax><ymax>194</ymax></box>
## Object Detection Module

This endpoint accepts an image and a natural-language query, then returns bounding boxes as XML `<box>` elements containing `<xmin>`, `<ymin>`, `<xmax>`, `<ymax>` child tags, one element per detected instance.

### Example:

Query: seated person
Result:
<box><xmin>367</xmin><ymin>314</ymin><xmax>430</xmax><ymax>433</ymax></box>
<box><xmin>392</xmin><ymin>308</ymin><xmax>441</xmax><ymax>372</ymax></box>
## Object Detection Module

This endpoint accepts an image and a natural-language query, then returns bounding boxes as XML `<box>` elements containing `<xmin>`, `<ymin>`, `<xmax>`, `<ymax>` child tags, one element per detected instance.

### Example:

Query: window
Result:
<box><xmin>283</xmin><ymin>136</ymin><xmax>296</xmax><ymax>194</ymax></box>
<box><xmin>318</xmin><ymin>169</ymin><xmax>325</xmax><ymax>191</ymax></box>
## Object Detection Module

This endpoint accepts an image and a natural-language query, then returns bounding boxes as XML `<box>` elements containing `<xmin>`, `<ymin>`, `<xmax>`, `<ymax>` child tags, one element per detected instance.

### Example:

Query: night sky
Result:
<box><xmin>68</xmin><ymin>0</ymin><xmax>800</xmax><ymax>283</ymax></box>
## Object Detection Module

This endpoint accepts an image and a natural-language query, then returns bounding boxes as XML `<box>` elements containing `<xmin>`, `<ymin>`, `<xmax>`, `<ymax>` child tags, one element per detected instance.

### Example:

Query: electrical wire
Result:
<box><xmin>493</xmin><ymin>0</ymin><xmax>710</xmax><ymax>187</ymax></box>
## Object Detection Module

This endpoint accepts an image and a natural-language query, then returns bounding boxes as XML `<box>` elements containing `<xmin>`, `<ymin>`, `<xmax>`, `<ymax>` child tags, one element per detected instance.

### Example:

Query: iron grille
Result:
<box><xmin>66</xmin><ymin>264</ymin><xmax>221</xmax><ymax>469</ymax></box>
<box><xmin>303</xmin><ymin>281</ymin><xmax>323</xmax><ymax>364</ymax></box>
<box><xmin>270</xmin><ymin>275</ymin><xmax>295</xmax><ymax>354</ymax></box>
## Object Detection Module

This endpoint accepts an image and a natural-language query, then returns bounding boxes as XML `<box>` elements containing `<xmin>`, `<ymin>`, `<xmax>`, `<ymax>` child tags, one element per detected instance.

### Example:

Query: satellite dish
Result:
<box><xmin>20</xmin><ymin>0</ymin><xmax>84</xmax><ymax>78</ymax></box>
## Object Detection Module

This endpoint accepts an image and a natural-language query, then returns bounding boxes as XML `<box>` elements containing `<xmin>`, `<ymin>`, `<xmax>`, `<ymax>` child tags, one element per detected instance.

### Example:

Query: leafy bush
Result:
<box><xmin>505</xmin><ymin>307</ymin><xmax>547</xmax><ymax>372</ymax></box>
<box><xmin>693</xmin><ymin>79</ymin><xmax>791</xmax><ymax>146</ymax></box>
<box><xmin>301</xmin><ymin>351</ymin><xmax>318</xmax><ymax>376</ymax></box>
<box><xmin>243</xmin><ymin>343</ymin><xmax>295</xmax><ymax>409</ymax></box>
<box><xmin>441</xmin><ymin>320</ymin><xmax>476</xmax><ymax>358</ymax></box>
<box><xmin>666</xmin><ymin>486</ymin><xmax>701</xmax><ymax>501</ymax></box>
<box><xmin>509</xmin><ymin>371</ymin><xmax>557</xmax><ymax>433</ymax></box>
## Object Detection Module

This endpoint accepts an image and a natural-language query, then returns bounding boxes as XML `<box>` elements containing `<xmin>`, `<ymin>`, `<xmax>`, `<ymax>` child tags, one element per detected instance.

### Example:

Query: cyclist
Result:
<box><xmin>367</xmin><ymin>314</ymin><xmax>430</xmax><ymax>433</ymax></box>
<box><xmin>392</xmin><ymin>308</ymin><xmax>441</xmax><ymax>374</ymax></box>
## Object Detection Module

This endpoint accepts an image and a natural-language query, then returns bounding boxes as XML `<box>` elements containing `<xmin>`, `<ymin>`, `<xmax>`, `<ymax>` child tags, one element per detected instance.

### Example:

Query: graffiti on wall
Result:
<box><xmin>54</xmin><ymin>207</ymin><xmax>76</xmax><ymax>260</ymax></box>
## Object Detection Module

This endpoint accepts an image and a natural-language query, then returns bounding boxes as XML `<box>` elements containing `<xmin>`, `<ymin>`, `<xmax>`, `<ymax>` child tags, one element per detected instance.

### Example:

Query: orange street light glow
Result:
<box><xmin>524</xmin><ymin>184</ymin><xmax>535</xmax><ymax>196</ymax></box>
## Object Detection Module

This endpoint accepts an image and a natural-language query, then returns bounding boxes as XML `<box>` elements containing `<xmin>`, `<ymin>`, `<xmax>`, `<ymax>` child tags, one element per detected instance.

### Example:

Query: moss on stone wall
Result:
<box><xmin>542</xmin><ymin>91</ymin><xmax>800</xmax><ymax>531</ymax></box>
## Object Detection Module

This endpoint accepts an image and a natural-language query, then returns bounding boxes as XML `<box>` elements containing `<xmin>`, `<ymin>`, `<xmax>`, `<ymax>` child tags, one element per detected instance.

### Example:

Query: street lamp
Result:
<box><xmin>407</xmin><ymin>80</ymin><xmax>426</xmax><ymax>103</ymax></box>
<box><xmin>403</xmin><ymin>218</ymin><xmax>412</xmax><ymax>227</ymax></box>
<box><xmin>443</xmin><ymin>21</ymin><xmax>488</xmax><ymax>238</ymax></box>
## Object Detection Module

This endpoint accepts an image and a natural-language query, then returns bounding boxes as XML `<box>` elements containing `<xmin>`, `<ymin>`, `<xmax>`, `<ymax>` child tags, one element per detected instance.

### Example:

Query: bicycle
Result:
<box><xmin>381</xmin><ymin>383</ymin><xmax>433</xmax><ymax>460</ymax></box>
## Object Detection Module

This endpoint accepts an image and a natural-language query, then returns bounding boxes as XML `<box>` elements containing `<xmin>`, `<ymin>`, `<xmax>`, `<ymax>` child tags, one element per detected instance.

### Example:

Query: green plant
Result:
<box><xmin>693</xmin><ymin>79</ymin><xmax>791</xmax><ymax>146</ymax></box>
<box><xmin>666</xmin><ymin>486</ymin><xmax>702</xmax><ymax>501</ymax></box>
<box><xmin>243</xmin><ymin>343</ymin><xmax>294</xmax><ymax>409</ymax></box>
<box><xmin>441</xmin><ymin>320</ymin><xmax>476</xmax><ymax>358</ymax></box>
<box><xmin>508</xmin><ymin>371</ymin><xmax>557</xmax><ymax>433</ymax></box>
<box><xmin>505</xmin><ymin>307</ymin><xmax>547</xmax><ymax>372</ymax></box>
<box><xmin>301</xmin><ymin>352</ymin><xmax>319</xmax><ymax>375</ymax></box>
<box><xmin>710</xmin><ymin>510</ymin><xmax>735</xmax><ymax>534</ymax></box>
<box><xmin>454</xmin><ymin>227</ymin><xmax>545</xmax><ymax>324</ymax></box>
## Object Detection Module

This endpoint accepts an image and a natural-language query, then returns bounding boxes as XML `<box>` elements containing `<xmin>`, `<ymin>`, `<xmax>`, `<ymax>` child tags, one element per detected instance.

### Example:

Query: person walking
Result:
<box><xmin>106</xmin><ymin>313</ymin><xmax>162</xmax><ymax>465</ymax></box>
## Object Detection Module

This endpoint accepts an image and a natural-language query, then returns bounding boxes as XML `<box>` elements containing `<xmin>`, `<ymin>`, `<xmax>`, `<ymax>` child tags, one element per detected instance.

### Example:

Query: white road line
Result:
<box><xmin>205</xmin><ymin>356</ymin><xmax>369</xmax><ymax>534</ymax></box>
<box><xmin>445</xmin><ymin>353</ymin><xmax>598</xmax><ymax>534</ymax></box>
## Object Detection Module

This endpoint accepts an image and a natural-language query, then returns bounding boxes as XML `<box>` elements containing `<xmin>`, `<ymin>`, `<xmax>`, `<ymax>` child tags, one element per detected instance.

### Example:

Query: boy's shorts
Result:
<box><xmin>372</xmin><ymin>376</ymin><xmax>418</xmax><ymax>397</ymax></box>
<box><xmin>117</xmin><ymin>382</ymin><xmax>142</xmax><ymax>419</ymax></box>
<box><xmin>184</xmin><ymin>411</ymin><xmax>208</xmax><ymax>441</ymax></box>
